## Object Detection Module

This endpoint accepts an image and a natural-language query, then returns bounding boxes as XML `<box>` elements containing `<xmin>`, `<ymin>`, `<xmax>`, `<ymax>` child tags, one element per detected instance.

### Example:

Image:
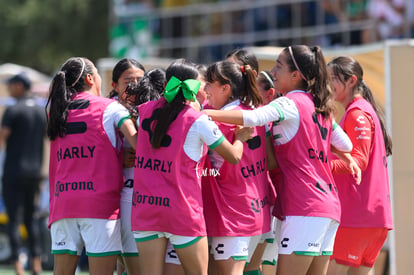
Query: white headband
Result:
<box><xmin>288</xmin><ymin>46</ymin><xmax>307</xmax><ymax>82</ymax></box>
<box><xmin>71</xmin><ymin>58</ymin><xmax>85</xmax><ymax>87</ymax></box>
<box><xmin>259</xmin><ymin>71</ymin><xmax>274</xmax><ymax>88</ymax></box>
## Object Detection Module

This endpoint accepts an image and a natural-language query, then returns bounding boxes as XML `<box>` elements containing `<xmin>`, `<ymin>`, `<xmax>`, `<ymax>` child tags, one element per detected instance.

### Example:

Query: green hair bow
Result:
<box><xmin>163</xmin><ymin>76</ymin><xmax>200</xmax><ymax>103</ymax></box>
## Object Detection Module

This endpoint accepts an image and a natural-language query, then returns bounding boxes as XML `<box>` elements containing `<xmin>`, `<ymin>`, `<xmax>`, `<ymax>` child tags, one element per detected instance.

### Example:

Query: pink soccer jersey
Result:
<box><xmin>49</xmin><ymin>92</ymin><xmax>123</xmax><ymax>227</ymax></box>
<box><xmin>273</xmin><ymin>92</ymin><xmax>341</xmax><ymax>222</ymax></box>
<box><xmin>333</xmin><ymin>97</ymin><xmax>393</xmax><ymax>229</ymax></box>
<box><xmin>202</xmin><ymin>103</ymin><xmax>271</xmax><ymax>237</ymax></box>
<box><xmin>131</xmin><ymin>98</ymin><xmax>208</xmax><ymax>236</ymax></box>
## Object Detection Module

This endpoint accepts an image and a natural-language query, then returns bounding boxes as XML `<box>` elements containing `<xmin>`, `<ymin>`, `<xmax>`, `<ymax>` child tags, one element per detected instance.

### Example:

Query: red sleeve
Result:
<box><xmin>331</xmin><ymin>108</ymin><xmax>374</xmax><ymax>174</ymax></box>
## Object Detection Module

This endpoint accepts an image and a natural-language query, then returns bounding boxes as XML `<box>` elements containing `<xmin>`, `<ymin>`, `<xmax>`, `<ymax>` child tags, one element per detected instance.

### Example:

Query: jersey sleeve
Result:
<box><xmin>195</xmin><ymin>114</ymin><xmax>225</xmax><ymax>149</ymax></box>
<box><xmin>103</xmin><ymin>101</ymin><xmax>131</xmax><ymax>148</ymax></box>
<box><xmin>330</xmin><ymin>120</ymin><xmax>353</xmax><ymax>152</ymax></box>
<box><xmin>242</xmin><ymin>97</ymin><xmax>299</xmax><ymax>127</ymax></box>
<box><xmin>331</xmin><ymin>108</ymin><xmax>373</xmax><ymax>174</ymax></box>
<box><xmin>104</xmin><ymin>101</ymin><xmax>131</xmax><ymax>128</ymax></box>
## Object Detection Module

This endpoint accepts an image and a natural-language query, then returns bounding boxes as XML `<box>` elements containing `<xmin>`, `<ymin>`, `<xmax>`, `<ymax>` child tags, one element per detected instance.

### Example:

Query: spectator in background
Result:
<box><xmin>319</xmin><ymin>0</ymin><xmax>346</xmax><ymax>46</ymax></box>
<box><xmin>368</xmin><ymin>0</ymin><xmax>405</xmax><ymax>40</ymax></box>
<box><xmin>345</xmin><ymin>0</ymin><xmax>371</xmax><ymax>44</ymax></box>
<box><xmin>158</xmin><ymin>0</ymin><xmax>190</xmax><ymax>58</ymax></box>
<box><xmin>317</xmin><ymin>0</ymin><xmax>370</xmax><ymax>46</ymax></box>
<box><xmin>0</xmin><ymin>73</ymin><xmax>46</xmax><ymax>275</ymax></box>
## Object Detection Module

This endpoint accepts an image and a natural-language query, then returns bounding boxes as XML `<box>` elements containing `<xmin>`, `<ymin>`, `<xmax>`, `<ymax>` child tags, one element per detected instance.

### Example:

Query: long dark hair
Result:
<box><xmin>45</xmin><ymin>57</ymin><xmax>94</xmax><ymax>140</ymax></box>
<box><xmin>284</xmin><ymin>45</ymin><xmax>333</xmax><ymax>118</ymax></box>
<box><xmin>226</xmin><ymin>48</ymin><xmax>259</xmax><ymax>72</ymax></box>
<box><xmin>150</xmin><ymin>59</ymin><xmax>199</xmax><ymax>149</ymax></box>
<box><xmin>122</xmin><ymin>68</ymin><xmax>166</xmax><ymax>120</ymax></box>
<box><xmin>328</xmin><ymin>56</ymin><xmax>392</xmax><ymax>156</ymax></box>
<box><xmin>109</xmin><ymin>58</ymin><xmax>145</xmax><ymax>98</ymax></box>
<box><xmin>206</xmin><ymin>61</ymin><xmax>262</xmax><ymax>108</ymax></box>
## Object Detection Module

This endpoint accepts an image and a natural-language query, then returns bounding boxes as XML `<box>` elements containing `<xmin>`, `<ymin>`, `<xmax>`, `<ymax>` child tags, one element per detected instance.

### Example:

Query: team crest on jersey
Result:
<box><xmin>356</xmin><ymin>115</ymin><xmax>366</xmax><ymax>124</ymax></box>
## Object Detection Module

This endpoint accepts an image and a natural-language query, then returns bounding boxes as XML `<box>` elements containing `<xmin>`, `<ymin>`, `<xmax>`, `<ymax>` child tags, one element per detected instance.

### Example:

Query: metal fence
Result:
<box><xmin>110</xmin><ymin>0</ymin><xmax>412</xmax><ymax>63</ymax></box>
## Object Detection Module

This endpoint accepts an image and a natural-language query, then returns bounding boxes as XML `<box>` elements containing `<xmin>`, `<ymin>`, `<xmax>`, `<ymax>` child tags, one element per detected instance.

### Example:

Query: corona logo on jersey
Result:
<box><xmin>251</xmin><ymin>196</ymin><xmax>270</xmax><ymax>213</ymax></box>
<box><xmin>132</xmin><ymin>191</ymin><xmax>171</xmax><ymax>207</ymax></box>
<box><xmin>54</xmin><ymin>180</ymin><xmax>96</xmax><ymax>197</ymax></box>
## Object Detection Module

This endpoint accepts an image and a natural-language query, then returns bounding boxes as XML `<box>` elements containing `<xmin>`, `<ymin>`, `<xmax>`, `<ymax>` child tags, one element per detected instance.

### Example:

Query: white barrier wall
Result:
<box><xmin>385</xmin><ymin>40</ymin><xmax>414</xmax><ymax>275</ymax></box>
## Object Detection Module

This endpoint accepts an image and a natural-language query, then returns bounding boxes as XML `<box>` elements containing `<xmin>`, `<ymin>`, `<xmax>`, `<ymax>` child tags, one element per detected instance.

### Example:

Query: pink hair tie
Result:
<box><xmin>240</xmin><ymin>65</ymin><xmax>245</xmax><ymax>74</ymax></box>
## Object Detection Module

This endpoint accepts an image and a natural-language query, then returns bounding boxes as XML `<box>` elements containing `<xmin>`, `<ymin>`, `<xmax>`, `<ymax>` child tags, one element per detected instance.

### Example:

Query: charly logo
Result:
<box><xmin>57</xmin><ymin>146</ymin><xmax>95</xmax><ymax>161</ymax></box>
<box><xmin>167</xmin><ymin>249</ymin><xmax>178</xmax><ymax>259</ymax></box>
<box><xmin>54</xmin><ymin>181</ymin><xmax>96</xmax><ymax>197</ymax></box>
<box><xmin>215</xmin><ymin>244</ymin><xmax>224</xmax><ymax>254</ymax></box>
<box><xmin>136</xmin><ymin>156</ymin><xmax>172</xmax><ymax>173</ymax></box>
<box><xmin>281</xmin><ymin>238</ymin><xmax>289</xmax><ymax>248</ymax></box>
<box><xmin>308</xmin><ymin>242</ymin><xmax>320</xmax><ymax>247</ymax></box>
<box><xmin>241</xmin><ymin>158</ymin><xmax>266</xmax><ymax>178</ymax></box>
<box><xmin>356</xmin><ymin>115</ymin><xmax>366</xmax><ymax>124</ymax></box>
<box><xmin>348</xmin><ymin>254</ymin><xmax>359</xmax><ymax>260</ymax></box>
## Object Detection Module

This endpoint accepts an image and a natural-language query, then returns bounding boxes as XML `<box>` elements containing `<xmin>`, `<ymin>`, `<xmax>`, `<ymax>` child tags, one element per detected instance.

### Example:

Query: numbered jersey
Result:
<box><xmin>272</xmin><ymin>92</ymin><xmax>340</xmax><ymax>222</ymax></box>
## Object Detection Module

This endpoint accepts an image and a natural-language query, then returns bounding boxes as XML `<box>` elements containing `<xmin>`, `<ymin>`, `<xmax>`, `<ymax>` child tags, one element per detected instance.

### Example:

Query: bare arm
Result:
<box><xmin>204</xmin><ymin>102</ymin><xmax>284</xmax><ymax>127</ymax></box>
<box><xmin>331</xmin><ymin>146</ymin><xmax>361</xmax><ymax>185</ymax></box>
<box><xmin>213</xmin><ymin>126</ymin><xmax>253</xmax><ymax>164</ymax></box>
<box><xmin>203</xmin><ymin>109</ymin><xmax>244</xmax><ymax>125</ymax></box>
<box><xmin>266</xmin><ymin>135</ymin><xmax>278</xmax><ymax>170</ymax></box>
